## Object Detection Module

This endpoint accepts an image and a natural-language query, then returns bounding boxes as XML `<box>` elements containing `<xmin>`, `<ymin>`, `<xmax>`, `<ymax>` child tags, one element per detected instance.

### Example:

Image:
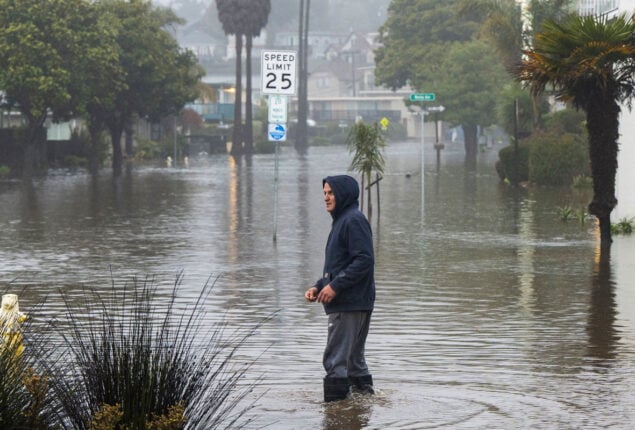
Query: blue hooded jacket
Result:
<box><xmin>315</xmin><ymin>175</ymin><xmax>375</xmax><ymax>314</ymax></box>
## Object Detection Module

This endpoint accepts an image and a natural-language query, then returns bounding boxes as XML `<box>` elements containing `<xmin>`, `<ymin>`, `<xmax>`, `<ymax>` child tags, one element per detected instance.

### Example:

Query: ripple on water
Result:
<box><xmin>243</xmin><ymin>382</ymin><xmax>626</xmax><ymax>429</ymax></box>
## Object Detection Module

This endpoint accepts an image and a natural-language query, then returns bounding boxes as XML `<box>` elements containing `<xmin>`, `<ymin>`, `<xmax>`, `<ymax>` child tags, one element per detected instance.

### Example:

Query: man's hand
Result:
<box><xmin>305</xmin><ymin>286</ymin><xmax>318</xmax><ymax>302</ymax></box>
<box><xmin>317</xmin><ymin>284</ymin><xmax>336</xmax><ymax>304</ymax></box>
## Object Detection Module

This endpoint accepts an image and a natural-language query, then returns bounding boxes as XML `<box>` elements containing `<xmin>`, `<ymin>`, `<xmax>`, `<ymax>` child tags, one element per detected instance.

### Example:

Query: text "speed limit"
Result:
<box><xmin>261</xmin><ymin>50</ymin><xmax>297</xmax><ymax>95</ymax></box>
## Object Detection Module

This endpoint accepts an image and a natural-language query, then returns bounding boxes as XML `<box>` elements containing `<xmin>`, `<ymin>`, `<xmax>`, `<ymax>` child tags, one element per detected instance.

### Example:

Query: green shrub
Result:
<box><xmin>528</xmin><ymin>131</ymin><xmax>589</xmax><ymax>186</ymax></box>
<box><xmin>498</xmin><ymin>143</ymin><xmax>530</xmax><ymax>184</ymax></box>
<box><xmin>543</xmin><ymin>108</ymin><xmax>586</xmax><ymax>135</ymax></box>
<box><xmin>254</xmin><ymin>139</ymin><xmax>276</xmax><ymax>154</ymax></box>
<box><xmin>383</xmin><ymin>121</ymin><xmax>408</xmax><ymax>141</ymax></box>
<box><xmin>63</xmin><ymin>155</ymin><xmax>88</xmax><ymax>169</ymax></box>
<box><xmin>612</xmin><ymin>218</ymin><xmax>634</xmax><ymax>235</ymax></box>
<box><xmin>557</xmin><ymin>205</ymin><xmax>575</xmax><ymax>221</ymax></box>
<box><xmin>0</xmin><ymin>165</ymin><xmax>10</xmax><ymax>178</ymax></box>
<box><xmin>69</xmin><ymin>128</ymin><xmax>109</xmax><ymax>167</ymax></box>
<box><xmin>572</xmin><ymin>174</ymin><xmax>593</xmax><ymax>191</ymax></box>
<box><xmin>134</xmin><ymin>137</ymin><xmax>163</xmax><ymax>160</ymax></box>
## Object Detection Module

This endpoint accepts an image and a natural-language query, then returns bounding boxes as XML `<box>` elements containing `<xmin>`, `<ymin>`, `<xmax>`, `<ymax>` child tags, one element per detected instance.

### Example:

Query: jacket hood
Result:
<box><xmin>323</xmin><ymin>175</ymin><xmax>359</xmax><ymax>219</ymax></box>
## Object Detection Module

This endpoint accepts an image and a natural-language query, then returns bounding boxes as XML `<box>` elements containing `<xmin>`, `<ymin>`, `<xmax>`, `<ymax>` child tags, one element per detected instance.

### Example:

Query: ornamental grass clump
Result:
<box><xmin>46</xmin><ymin>274</ymin><xmax>268</xmax><ymax>430</ymax></box>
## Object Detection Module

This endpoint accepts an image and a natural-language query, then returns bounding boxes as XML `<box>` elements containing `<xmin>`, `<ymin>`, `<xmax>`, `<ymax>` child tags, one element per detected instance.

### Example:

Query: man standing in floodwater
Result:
<box><xmin>305</xmin><ymin>175</ymin><xmax>376</xmax><ymax>402</ymax></box>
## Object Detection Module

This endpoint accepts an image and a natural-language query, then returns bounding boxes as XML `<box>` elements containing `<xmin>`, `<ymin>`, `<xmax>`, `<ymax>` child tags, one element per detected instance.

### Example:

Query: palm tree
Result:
<box><xmin>516</xmin><ymin>13</ymin><xmax>635</xmax><ymax>248</ymax></box>
<box><xmin>243</xmin><ymin>0</ymin><xmax>271</xmax><ymax>154</ymax></box>
<box><xmin>216</xmin><ymin>0</ymin><xmax>247</xmax><ymax>156</ymax></box>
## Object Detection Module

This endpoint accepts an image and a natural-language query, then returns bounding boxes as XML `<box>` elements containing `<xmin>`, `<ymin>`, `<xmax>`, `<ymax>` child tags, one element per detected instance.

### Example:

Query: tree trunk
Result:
<box><xmin>531</xmin><ymin>93</ymin><xmax>543</xmax><ymax>131</ymax></box>
<box><xmin>596</xmin><ymin>214</ymin><xmax>612</xmax><ymax>250</ymax></box>
<box><xmin>231</xmin><ymin>34</ymin><xmax>244</xmax><ymax>156</ymax></box>
<box><xmin>360</xmin><ymin>174</ymin><xmax>365</xmax><ymax>216</ymax></box>
<box><xmin>586</xmin><ymin>94</ymin><xmax>619</xmax><ymax>247</ymax></box>
<box><xmin>244</xmin><ymin>36</ymin><xmax>254</xmax><ymax>154</ymax></box>
<box><xmin>376</xmin><ymin>173</ymin><xmax>381</xmax><ymax>221</ymax></box>
<box><xmin>21</xmin><ymin>115</ymin><xmax>47</xmax><ymax>178</ymax></box>
<box><xmin>366</xmin><ymin>171</ymin><xmax>372</xmax><ymax>221</ymax></box>
<box><xmin>124</xmin><ymin>120</ymin><xmax>134</xmax><ymax>158</ymax></box>
<box><xmin>463</xmin><ymin>124</ymin><xmax>478</xmax><ymax>162</ymax></box>
<box><xmin>110</xmin><ymin>127</ymin><xmax>124</xmax><ymax>177</ymax></box>
<box><xmin>88</xmin><ymin>122</ymin><xmax>102</xmax><ymax>175</ymax></box>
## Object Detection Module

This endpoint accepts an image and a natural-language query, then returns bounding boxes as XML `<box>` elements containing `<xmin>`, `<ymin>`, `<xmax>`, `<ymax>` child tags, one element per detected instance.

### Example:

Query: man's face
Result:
<box><xmin>323</xmin><ymin>182</ymin><xmax>336</xmax><ymax>213</ymax></box>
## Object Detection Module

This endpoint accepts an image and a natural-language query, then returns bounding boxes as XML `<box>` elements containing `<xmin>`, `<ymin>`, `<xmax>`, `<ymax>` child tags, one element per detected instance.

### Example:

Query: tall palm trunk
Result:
<box><xmin>231</xmin><ymin>33</ymin><xmax>244</xmax><ymax>156</ymax></box>
<box><xmin>244</xmin><ymin>35</ymin><xmax>253</xmax><ymax>154</ymax></box>
<box><xmin>586</xmin><ymin>91</ymin><xmax>619</xmax><ymax>248</ymax></box>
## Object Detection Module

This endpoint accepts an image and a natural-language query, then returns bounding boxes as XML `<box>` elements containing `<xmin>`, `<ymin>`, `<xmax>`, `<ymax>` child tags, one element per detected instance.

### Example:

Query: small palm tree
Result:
<box><xmin>516</xmin><ymin>13</ymin><xmax>635</xmax><ymax>248</ymax></box>
<box><xmin>348</xmin><ymin>121</ymin><xmax>386</xmax><ymax>221</ymax></box>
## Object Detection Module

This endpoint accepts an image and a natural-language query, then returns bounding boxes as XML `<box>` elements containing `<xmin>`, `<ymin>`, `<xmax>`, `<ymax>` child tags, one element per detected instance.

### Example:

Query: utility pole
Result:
<box><xmin>296</xmin><ymin>0</ymin><xmax>310</xmax><ymax>152</ymax></box>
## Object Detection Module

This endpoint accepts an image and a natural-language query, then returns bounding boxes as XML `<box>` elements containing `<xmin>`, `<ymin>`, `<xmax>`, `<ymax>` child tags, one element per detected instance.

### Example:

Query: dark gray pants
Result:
<box><xmin>323</xmin><ymin>311</ymin><xmax>372</xmax><ymax>379</ymax></box>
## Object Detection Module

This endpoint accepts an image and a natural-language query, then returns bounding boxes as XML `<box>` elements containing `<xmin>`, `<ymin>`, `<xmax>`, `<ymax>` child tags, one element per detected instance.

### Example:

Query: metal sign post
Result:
<box><xmin>273</xmin><ymin>140</ymin><xmax>280</xmax><ymax>242</ymax></box>
<box><xmin>268</xmin><ymin>119</ymin><xmax>287</xmax><ymax>243</ymax></box>
<box><xmin>263</xmin><ymin>51</ymin><xmax>297</xmax><ymax>242</ymax></box>
<box><xmin>420</xmin><ymin>111</ymin><xmax>425</xmax><ymax>213</ymax></box>
<box><xmin>410</xmin><ymin>92</ymin><xmax>435</xmax><ymax>218</ymax></box>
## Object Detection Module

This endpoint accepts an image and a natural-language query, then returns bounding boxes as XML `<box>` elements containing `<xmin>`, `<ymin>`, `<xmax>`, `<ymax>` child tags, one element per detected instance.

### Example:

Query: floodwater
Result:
<box><xmin>1</xmin><ymin>141</ymin><xmax>635</xmax><ymax>429</ymax></box>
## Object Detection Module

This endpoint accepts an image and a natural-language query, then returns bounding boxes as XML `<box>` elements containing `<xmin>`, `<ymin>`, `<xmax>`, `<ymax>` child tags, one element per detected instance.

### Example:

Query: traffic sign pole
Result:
<box><xmin>262</xmin><ymin>51</ymin><xmax>297</xmax><ymax>241</ymax></box>
<box><xmin>420</xmin><ymin>111</ymin><xmax>425</xmax><ymax>217</ymax></box>
<box><xmin>409</xmin><ymin>93</ymin><xmax>436</xmax><ymax>219</ymax></box>
<box><xmin>273</xmin><ymin>138</ymin><xmax>280</xmax><ymax>242</ymax></box>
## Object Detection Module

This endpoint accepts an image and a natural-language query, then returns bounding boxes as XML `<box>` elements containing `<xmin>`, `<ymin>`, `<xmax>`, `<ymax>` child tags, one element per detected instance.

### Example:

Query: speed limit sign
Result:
<box><xmin>261</xmin><ymin>50</ymin><xmax>297</xmax><ymax>95</ymax></box>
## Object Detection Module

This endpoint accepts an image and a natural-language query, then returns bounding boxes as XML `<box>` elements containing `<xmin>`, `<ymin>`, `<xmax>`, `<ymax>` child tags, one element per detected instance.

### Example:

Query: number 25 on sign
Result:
<box><xmin>261</xmin><ymin>50</ymin><xmax>297</xmax><ymax>95</ymax></box>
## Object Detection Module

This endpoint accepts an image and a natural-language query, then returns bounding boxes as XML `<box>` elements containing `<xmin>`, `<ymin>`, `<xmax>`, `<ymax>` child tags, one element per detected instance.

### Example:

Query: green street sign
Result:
<box><xmin>410</xmin><ymin>93</ymin><xmax>435</xmax><ymax>102</ymax></box>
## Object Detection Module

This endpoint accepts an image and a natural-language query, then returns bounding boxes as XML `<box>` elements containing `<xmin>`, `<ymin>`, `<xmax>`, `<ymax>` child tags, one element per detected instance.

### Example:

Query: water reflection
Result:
<box><xmin>517</xmin><ymin>198</ymin><xmax>537</xmax><ymax>315</ymax></box>
<box><xmin>322</xmin><ymin>396</ymin><xmax>373</xmax><ymax>430</ymax></box>
<box><xmin>227</xmin><ymin>155</ymin><xmax>240</xmax><ymax>265</ymax></box>
<box><xmin>587</xmin><ymin>246</ymin><xmax>619</xmax><ymax>361</ymax></box>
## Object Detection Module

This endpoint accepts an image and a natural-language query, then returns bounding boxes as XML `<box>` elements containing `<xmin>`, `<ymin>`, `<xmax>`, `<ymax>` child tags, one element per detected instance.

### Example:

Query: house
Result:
<box><xmin>296</xmin><ymin>30</ymin><xmax>420</xmax><ymax>137</ymax></box>
<box><xmin>274</xmin><ymin>31</ymin><xmax>348</xmax><ymax>59</ymax></box>
<box><xmin>178</xmin><ymin>26</ymin><xmax>227</xmax><ymax>62</ymax></box>
<box><xmin>615</xmin><ymin>0</ymin><xmax>635</xmax><ymax>219</ymax></box>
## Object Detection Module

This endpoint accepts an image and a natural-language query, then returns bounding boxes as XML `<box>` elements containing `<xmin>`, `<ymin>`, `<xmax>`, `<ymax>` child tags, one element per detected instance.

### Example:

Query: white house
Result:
<box><xmin>616</xmin><ymin>0</ymin><xmax>635</xmax><ymax>219</ymax></box>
